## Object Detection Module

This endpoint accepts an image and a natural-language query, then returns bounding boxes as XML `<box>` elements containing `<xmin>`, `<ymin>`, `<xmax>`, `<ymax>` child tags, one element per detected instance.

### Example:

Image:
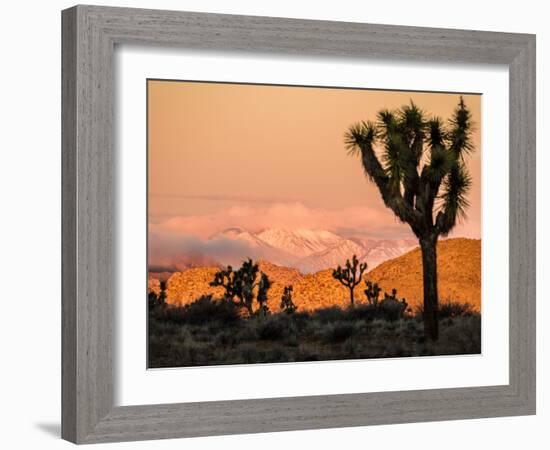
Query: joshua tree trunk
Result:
<box><xmin>420</xmin><ymin>237</ymin><xmax>439</xmax><ymax>341</ymax></box>
<box><xmin>349</xmin><ymin>288</ymin><xmax>355</xmax><ymax>307</ymax></box>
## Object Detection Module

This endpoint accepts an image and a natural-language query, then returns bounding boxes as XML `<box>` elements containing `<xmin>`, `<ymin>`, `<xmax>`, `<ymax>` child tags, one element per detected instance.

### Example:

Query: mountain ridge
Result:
<box><xmin>152</xmin><ymin>227</ymin><xmax>418</xmax><ymax>275</ymax></box>
<box><xmin>151</xmin><ymin>238</ymin><xmax>481</xmax><ymax>312</ymax></box>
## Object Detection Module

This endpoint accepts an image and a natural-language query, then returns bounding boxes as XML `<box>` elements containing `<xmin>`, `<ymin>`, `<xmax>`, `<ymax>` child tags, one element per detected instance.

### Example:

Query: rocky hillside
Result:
<box><xmin>366</xmin><ymin>238</ymin><xmax>481</xmax><ymax>311</ymax></box>
<box><xmin>150</xmin><ymin>238</ymin><xmax>481</xmax><ymax>312</ymax></box>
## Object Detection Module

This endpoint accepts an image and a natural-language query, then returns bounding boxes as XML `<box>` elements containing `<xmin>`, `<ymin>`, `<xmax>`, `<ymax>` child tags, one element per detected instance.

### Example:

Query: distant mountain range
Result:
<box><xmin>150</xmin><ymin>238</ymin><xmax>481</xmax><ymax>312</ymax></box>
<box><xmin>207</xmin><ymin>227</ymin><xmax>417</xmax><ymax>274</ymax></box>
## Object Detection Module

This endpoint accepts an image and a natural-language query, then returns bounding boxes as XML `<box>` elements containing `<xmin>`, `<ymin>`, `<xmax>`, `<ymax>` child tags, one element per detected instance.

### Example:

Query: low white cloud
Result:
<box><xmin>149</xmin><ymin>202</ymin><xmax>410</xmax><ymax>240</ymax></box>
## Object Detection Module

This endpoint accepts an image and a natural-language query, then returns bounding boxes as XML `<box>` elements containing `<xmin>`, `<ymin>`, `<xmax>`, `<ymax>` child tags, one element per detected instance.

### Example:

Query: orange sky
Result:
<box><xmin>148</xmin><ymin>80</ymin><xmax>481</xmax><ymax>265</ymax></box>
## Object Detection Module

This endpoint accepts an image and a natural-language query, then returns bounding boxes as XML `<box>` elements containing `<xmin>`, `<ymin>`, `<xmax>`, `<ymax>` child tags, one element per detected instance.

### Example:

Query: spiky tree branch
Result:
<box><xmin>345</xmin><ymin>98</ymin><xmax>474</xmax><ymax>240</ymax></box>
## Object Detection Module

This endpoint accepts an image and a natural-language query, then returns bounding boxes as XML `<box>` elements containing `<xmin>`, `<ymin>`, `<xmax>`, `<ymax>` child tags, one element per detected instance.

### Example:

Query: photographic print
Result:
<box><xmin>147</xmin><ymin>80</ymin><xmax>481</xmax><ymax>368</ymax></box>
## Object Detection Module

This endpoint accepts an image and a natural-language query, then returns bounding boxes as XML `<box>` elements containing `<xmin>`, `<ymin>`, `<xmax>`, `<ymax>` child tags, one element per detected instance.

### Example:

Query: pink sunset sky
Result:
<box><xmin>148</xmin><ymin>80</ymin><xmax>481</xmax><ymax>270</ymax></box>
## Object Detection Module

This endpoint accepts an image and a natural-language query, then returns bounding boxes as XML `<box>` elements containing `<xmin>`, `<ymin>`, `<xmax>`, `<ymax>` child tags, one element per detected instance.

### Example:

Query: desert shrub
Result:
<box><xmin>312</xmin><ymin>306</ymin><xmax>347</xmax><ymax>323</ymax></box>
<box><xmin>237</xmin><ymin>344</ymin><xmax>263</xmax><ymax>363</ymax></box>
<box><xmin>265</xmin><ymin>346</ymin><xmax>290</xmax><ymax>362</ymax></box>
<box><xmin>302</xmin><ymin>319</ymin><xmax>325</xmax><ymax>340</ymax></box>
<box><xmin>287</xmin><ymin>311</ymin><xmax>311</xmax><ymax>333</ymax></box>
<box><xmin>148</xmin><ymin>318</ymin><xmax>179</xmax><ymax>337</ymax></box>
<box><xmin>414</xmin><ymin>301</ymin><xmax>475</xmax><ymax>320</ymax></box>
<box><xmin>164</xmin><ymin>295</ymin><xmax>241</xmax><ymax>326</ymax></box>
<box><xmin>395</xmin><ymin>318</ymin><xmax>423</xmax><ymax>338</ymax></box>
<box><xmin>379</xmin><ymin>339</ymin><xmax>413</xmax><ymax>358</ymax></box>
<box><xmin>436</xmin><ymin>315</ymin><xmax>481</xmax><ymax>354</ymax></box>
<box><xmin>293</xmin><ymin>310</ymin><xmax>311</xmax><ymax>321</ymax></box>
<box><xmin>347</xmin><ymin>301</ymin><xmax>406</xmax><ymax>322</ymax></box>
<box><xmin>323</xmin><ymin>321</ymin><xmax>355</xmax><ymax>343</ymax></box>
<box><xmin>148</xmin><ymin>291</ymin><xmax>160</xmax><ymax>310</ymax></box>
<box><xmin>235</xmin><ymin>323</ymin><xmax>259</xmax><ymax>342</ymax></box>
<box><xmin>438</xmin><ymin>301</ymin><xmax>475</xmax><ymax>318</ymax></box>
<box><xmin>148</xmin><ymin>296</ymin><xmax>482</xmax><ymax>367</ymax></box>
<box><xmin>191</xmin><ymin>326</ymin><xmax>217</xmax><ymax>342</ymax></box>
<box><xmin>149</xmin><ymin>334</ymin><xmax>207</xmax><ymax>368</ymax></box>
<box><xmin>368</xmin><ymin>319</ymin><xmax>389</xmax><ymax>336</ymax></box>
<box><xmin>160</xmin><ymin>306</ymin><xmax>187</xmax><ymax>323</ymax></box>
<box><xmin>347</xmin><ymin>304</ymin><xmax>379</xmax><ymax>321</ymax></box>
<box><xmin>343</xmin><ymin>338</ymin><xmax>360</xmax><ymax>357</ymax></box>
<box><xmin>295</xmin><ymin>347</ymin><xmax>321</xmax><ymax>361</ymax></box>
<box><xmin>215</xmin><ymin>330</ymin><xmax>238</xmax><ymax>347</ymax></box>
<box><xmin>378</xmin><ymin>298</ymin><xmax>407</xmax><ymax>322</ymax></box>
<box><xmin>256</xmin><ymin>315</ymin><xmax>291</xmax><ymax>341</ymax></box>
<box><xmin>283</xmin><ymin>335</ymin><xmax>299</xmax><ymax>347</ymax></box>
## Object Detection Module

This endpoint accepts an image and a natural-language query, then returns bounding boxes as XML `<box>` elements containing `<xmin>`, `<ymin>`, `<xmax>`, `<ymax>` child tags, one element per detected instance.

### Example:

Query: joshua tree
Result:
<box><xmin>364</xmin><ymin>280</ymin><xmax>382</xmax><ymax>306</ymax></box>
<box><xmin>256</xmin><ymin>272</ymin><xmax>272</xmax><ymax>316</ymax></box>
<box><xmin>344</xmin><ymin>97</ymin><xmax>474</xmax><ymax>340</ymax></box>
<box><xmin>210</xmin><ymin>259</ymin><xmax>272</xmax><ymax>315</ymax></box>
<box><xmin>148</xmin><ymin>280</ymin><xmax>167</xmax><ymax>310</ymax></box>
<box><xmin>158</xmin><ymin>280</ymin><xmax>167</xmax><ymax>305</ymax></box>
<box><xmin>332</xmin><ymin>255</ymin><xmax>367</xmax><ymax>307</ymax></box>
<box><xmin>280</xmin><ymin>285</ymin><xmax>297</xmax><ymax>314</ymax></box>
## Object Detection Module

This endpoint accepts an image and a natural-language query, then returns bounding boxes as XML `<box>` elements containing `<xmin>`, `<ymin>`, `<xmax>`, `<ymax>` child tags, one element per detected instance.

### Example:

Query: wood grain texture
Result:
<box><xmin>61</xmin><ymin>4</ymin><xmax>536</xmax><ymax>444</ymax></box>
<box><xmin>61</xmin><ymin>7</ymin><xmax>77</xmax><ymax>443</ymax></box>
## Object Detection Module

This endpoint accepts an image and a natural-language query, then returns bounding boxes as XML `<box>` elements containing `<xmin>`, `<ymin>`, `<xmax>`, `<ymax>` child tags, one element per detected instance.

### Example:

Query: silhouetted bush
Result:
<box><xmin>414</xmin><ymin>301</ymin><xmax>475</xmax><ymax>320</ymax></box>
<box><xmin>256</xmin><ymin>315</ymin><xmax>290</xmax><ymax>341</ymax></box>
<box><xmin>347</xmin><ymin>300</ymin><xmax>406</xmax><ymax>322</ymax></box>
<box><xmin>311</xmin><ymin>306</ymin><xmax>347</xmax><ymax>323</ymax></box>
<box><xmin>165</xmin><ymin>295</ymin><xmax>241</xmax><ymax>326</ymax></box>
<box><xmin>238</xmin><ymin>344</ymin><xmax>264</xmax><ymax>363</ymax></box>
<box><xmin>148</xmin><ymin>297</ymin><xmax>481</xmax><ymax>368</ymax></box>
<box><xmin>347</xmin><ymin>304</ymin><xmax>379</xmax><ymax>321</ymax></box>
<box><xmin>323</xmin><ymin>321</ymin><xmax>355</xmax><ymax>343</ymax></box>
<box><xmin>378</xmin><ymin>299</ymin><xmax>407</xmax><ymax>322</ymax></box>
<box><xmin>438</xmin><ymin>301</ymin><xmax>475</xmax><ymax>318</ymax></box>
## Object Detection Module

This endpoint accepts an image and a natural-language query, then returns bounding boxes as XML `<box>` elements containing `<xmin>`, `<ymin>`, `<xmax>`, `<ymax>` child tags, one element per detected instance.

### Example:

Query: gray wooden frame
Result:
<box><xmin>61</xmin><ymin>4</ymin><xmax>536</xmax><ymax>444</ymax></box>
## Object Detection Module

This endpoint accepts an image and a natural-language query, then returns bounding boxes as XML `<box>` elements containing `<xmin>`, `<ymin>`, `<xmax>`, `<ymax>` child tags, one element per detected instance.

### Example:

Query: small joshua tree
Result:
<box><xmin>210</xmin><ymin>265</ymin><xmax>238</xmax><ymax>300</ymax></box>
<box><xmin>384</xmin><ymin>288</ymin><xmax>398</xmax><ymax>302</ymax></box>
<box><xmin>364</xmin><ymin>280</ymin><xmax>382</xmax><ymax>306</ymax></box>
<box><xmin>280</xmin><ymin>285</ymin><xmax>297</xmax><ymax>314</ymax></box>
<box><xmin>158</xmin><ymin>280</ymin><xmax>167</xmax><ymax>305</ymax></box>
<box><xmin>380</xmin><ymin>288</ymin><xmax>408</xmax><ymax>321</ymax></box>
<box><xmin>210</xmin><ymin>259</ymin><xmax>272</xmax><ymax>316</ymax></box>
<box><xmin>256</xmin><ymin>272</ymin><xmax>272</xmax><ymax>316</ymax></box>
<box><xmin>332</xmin><ymin>255</ymin><xmax>367</xmax><ymax>307</ymax></box>
<box><xmin>148</xmin><ymin>280</ymin><xmax>167</xmax><ymax>310</ymax></box>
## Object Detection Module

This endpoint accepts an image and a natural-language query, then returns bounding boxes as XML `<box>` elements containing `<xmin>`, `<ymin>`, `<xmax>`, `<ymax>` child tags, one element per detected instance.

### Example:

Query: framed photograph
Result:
<box><xmin>62</xmin><ymin>5</ymin><xmax>536</xmax><ymax>444</ymax></box>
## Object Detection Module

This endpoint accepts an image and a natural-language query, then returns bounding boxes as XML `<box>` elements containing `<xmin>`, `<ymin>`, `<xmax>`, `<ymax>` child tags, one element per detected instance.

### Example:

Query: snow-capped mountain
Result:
<box><xmin>358</xmin><ymin>239</ymin><xmax>417</xmax><ymax>268</ymax></box>
<box><xmin>208</xmin><ymin>227</ymin><xmax>418</xmax><ymax>273</ymax></box>
<box><xmin>213</xmin><ymin>227</ymin><xmax>265</xmax><ymax>248</ymax></box>
<box><xmin>296</xmin><ymin>238</ymin><xmax>367</xmax><ymax>273</ymax></box>
<box><xmin>256</xmin><ymin>228</ymin><xmax>343</xmax><ymax>258</ymax></box>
